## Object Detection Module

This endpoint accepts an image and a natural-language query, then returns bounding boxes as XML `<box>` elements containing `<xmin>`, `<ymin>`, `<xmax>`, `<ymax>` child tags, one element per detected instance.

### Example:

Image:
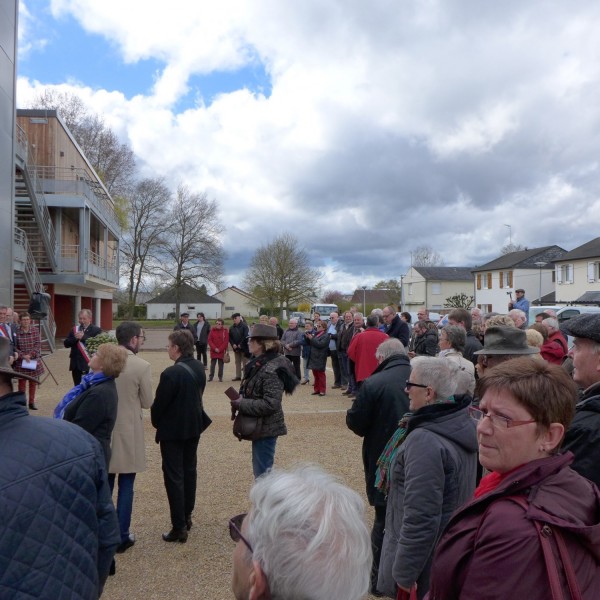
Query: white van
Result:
<box><xmin>528</xmin><ymin>305</ymin><xmax>564</xmax><ymax>325</ymax></box>
<box><xmin>556</xmin><ymin>306</ymin><xmax>600</xmax><ymax>324</ymax></box>
<box><xmin>310</xmin><ymin>304</ymin><xmax>339</xmax><ymax>323</ymax></box>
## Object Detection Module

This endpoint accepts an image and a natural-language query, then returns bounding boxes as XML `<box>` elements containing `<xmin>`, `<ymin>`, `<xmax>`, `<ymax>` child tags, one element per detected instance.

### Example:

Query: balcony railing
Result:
<box><xmin>58</xmin><ymin>244</ymin><xmax>118</xmax><ymax>285</ymax></box>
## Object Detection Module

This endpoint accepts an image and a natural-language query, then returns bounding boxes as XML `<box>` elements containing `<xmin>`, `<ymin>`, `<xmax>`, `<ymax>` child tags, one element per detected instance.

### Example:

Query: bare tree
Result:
<box><xmin>444</xmin><ymin>293</ymin><xmax>475</xmax><ymax>309</ymax></box>
<box><xmin>412</xmin><ymin>245</ymin><xmax>445</xmax><ymax>267</ymax></box>
<box><xmin>322</xmin><ymin>290</ymin><xmax>345</xmax><ymax>305</ymax></box>
<box><xmin>157</xmin><ymin>185</ymin><xmax>225</xmax><ymax>316</ymax></box>
<box><xmin>501</xmin><ymin>242</ymin><xmax>526</xmax><ymax>255</ymax></box>
<box><xmin>243</xmin><ymin>234</ymin><xmax>321</xmax><ymax>316</ymax></box>
<box><xmin>120</xmin><ymin>177</ymin><xmax>172</xmax><ymax>318</ymax></box>
<box><xmin>29</xmin><ymin>89</ymin><xmax>136</xmax><ymax>198</ymax></box>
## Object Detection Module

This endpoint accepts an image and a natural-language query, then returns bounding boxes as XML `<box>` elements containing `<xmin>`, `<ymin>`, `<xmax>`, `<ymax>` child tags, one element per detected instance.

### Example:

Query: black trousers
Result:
<box><xmin>371</xmin><ymin>504</ymin><xmax>387</xmax><ymax>591</ymax></box>
<box><xmin>285</xmin><ymin>355</ymin><xmax>301</xmax><ymax>379</ymax></box>
<box><xmin>195</xmin><ymin>342</ymin><xmax>208</xmax><ymax>365</ymax></box>
<box><xmin>71</xmin><ymin>368</ymin><xmax>89</xmax><ymax>386</ymax></box>
<box><xmin>159</xmin><ymin>438</ymin><xmax>199</xmax><ymax>530</ymax></box>
<box><xmin>330</xmin><ymin>350</ymin><xmax>344</xmax><ymax>386</ymax></box>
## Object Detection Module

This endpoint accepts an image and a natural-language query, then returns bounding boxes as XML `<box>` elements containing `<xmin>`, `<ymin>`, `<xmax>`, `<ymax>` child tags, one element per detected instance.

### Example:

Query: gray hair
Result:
<box><xmin>376</xmin><ymin>338</ymin><xmax>406</xmax><ymax>361</ymax></box>
<box><xmin>411</xmin><ymin>356</ymin><xmax>457</xmax><ymax>400</ymax></box>
<box><xmin>78</xmin><ymin>308</ymin><xmax>92</xmax><ymax>319</ymax></box>
<box><xmin>442</xmin><ymin>324</ymin><xmax>466</xmax><ymax>353</ymax></box>
<box><xmin>371</xmin><ymin>308</ymin><xmax>383</xmax><ymax>317</ymax></box>
<box><xmin>247</xmin><ymin>465</ymin><xmax>372</xmax><ymax>600</ymax></box>
<box><xmin>289</xmin><ymin>318</ymin><xmax>298</xmax><ymax>325</ymax></box>
<box><xmin>542</xmin><ymin>317</ymin><xmax>559</xmax><ymax>330</ymax></box>
<box><xmin>508</xmin><ymin>309</ymin><xmax>526</xmax><ymax>323</ymax></box>
<box><xmin>366</xmin><ymin>314</ymin><xmax>379</xmax><ymax>328</ymax></box>
<box><xmin>353</xmin><ymin>312</ymin><xmax>363</xmax><ymax>319</ymax></box>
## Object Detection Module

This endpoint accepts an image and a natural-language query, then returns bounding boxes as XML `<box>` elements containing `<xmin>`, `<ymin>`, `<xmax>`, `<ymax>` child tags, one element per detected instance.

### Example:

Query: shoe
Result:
<box><xmin>341</xmin><ymin>391</ymin><xmax>351</xmax><ymax>396</ymax></box>
<box><xmin>28</xmin><ymin>404</ymin><xmax>38</xmax><ymax>410</ymax></box>
<box><xmin>208</xmin><ymin>376</ymin><xmax>213</xmax><ymax>382</ymax></box>
<box><xmin>116</xmin><ymin>534</ymin><xmax>135</xmax><ymax>554</ymax></box>
<box><xmin>162</xmin><ymin>528</ymin><xmax>188</xmax><ymax>543</ymax></box>
<box><xmin>331</xmin><ymin>384</ymin><xmax>341</xmax><ymax>389</ymax></box>
<box><xmin>109</xmin><ymin>559</ymin><xmax>116</xmax><ymax>576</ymax></box>
<box><xmin>219</xmin><ymin>378</ymin><xmax>223</xmax><ymax>382</ymax></box>
<box><xmin>186</xmin><ymin>515</ymin><xmax>193</xmax><ymax>531</ymax></box>
<box><xmin>232</xmin><ymin>377</ymin><xmax>242</xmax><ymax>381</ymax></box>
<box><xmin>301</xmin><ymin>379</ymin><xmax>309</xmax><ymax>385</ymax></box>
<box><xmin>311</xmin><ymin>391</ymin><xmax>319</xmax><ymax>396</ymax></box>
<box><xmin>319</xmin><ymin>393</ymin><xmax>325</xmax><ymax>396</ymax></box>
<box><xmin>203</xmin><ymin>365</ymin><xmax>208</xmax><ymax>370</ymax></box>
<box><xmin>370</xmin><ymin>588</ymin><xmax>384</xmax><ymax>597</ymax></box>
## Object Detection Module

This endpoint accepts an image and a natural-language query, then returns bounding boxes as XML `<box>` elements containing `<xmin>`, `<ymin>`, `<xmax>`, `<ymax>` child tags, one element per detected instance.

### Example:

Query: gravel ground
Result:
<box><xmin>32</xmin><ymin>336</ymin><xmax>380</xmax><ymax>600</ymax></box>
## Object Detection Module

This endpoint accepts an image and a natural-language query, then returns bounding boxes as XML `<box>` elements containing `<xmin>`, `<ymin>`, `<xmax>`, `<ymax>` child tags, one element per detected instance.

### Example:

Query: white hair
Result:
<box><xmin>508</xmin><ymin>309</ymin><xmax>526</xmax><ymax>322</ymax></box>
<box><xmin>247</xmin><ymin>465</ymin><xmax>372</xmax><ymax>600</ymax></box>
<box><xmin>376</xmin><ymin>338</ymin><xmax>406</xmax><ymax>360</ymax></box>
<box><xmin>542</xmin><ymin>317</ymin><xmax>559</xmax><ymax>330</ymax></box>
<box><xmin>411</xmin><ymin>356</ymin><xmax>457</xmax><ymax>400</ymax></box>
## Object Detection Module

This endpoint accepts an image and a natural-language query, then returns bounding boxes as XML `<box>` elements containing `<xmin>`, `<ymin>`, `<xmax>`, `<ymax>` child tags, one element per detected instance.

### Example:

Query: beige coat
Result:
<box><xmin>109</xmin><ymin>350</ymin><xmax>153</xmax><ymax>473</ymax></box>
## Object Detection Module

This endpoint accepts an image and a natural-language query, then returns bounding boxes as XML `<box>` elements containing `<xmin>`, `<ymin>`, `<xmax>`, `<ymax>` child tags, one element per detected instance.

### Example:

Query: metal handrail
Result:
<box><xmin>13</xmin><ymin>228</ymin><xmax>57</xmax><ymax>352</ymax></box>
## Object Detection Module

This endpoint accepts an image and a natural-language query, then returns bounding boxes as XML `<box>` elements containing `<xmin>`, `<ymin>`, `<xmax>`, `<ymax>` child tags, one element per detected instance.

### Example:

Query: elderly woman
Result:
<box><xmin>230</xmin><ymin>324</ymin><xmax>298</xmax><ymax>478</ymax></box>
<box><xmin>207</xmin><ymin>318</ymin><xmax>229</xmax><ymax>382</ymax></box>
<box><xmin>56</xmin><ymin>343</ymin><xmax>128</xmax><ymax>468</ymax></box>
<box><xmin>377</xmin><ymin>357</ymin><xmax>478</xmax><ymax>599</ymax></box>
<box><xmin>427</xmin><ymin>359</ymin><xmax>600</xmax><ymax>600</ymax></box>
<box><xmin>305</xmin><ymin>319</ymin><xmax>331</xmax><ymax>396</ymax></box>
<box><xmin>13</xmin><ymin>311</ymin><xmax>45</xmax><ymax>410</ymax></box>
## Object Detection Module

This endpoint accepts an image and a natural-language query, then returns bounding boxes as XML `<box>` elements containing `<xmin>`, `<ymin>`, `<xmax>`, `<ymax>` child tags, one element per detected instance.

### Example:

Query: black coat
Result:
<box><xmin>346</xmin><ymin>354</ymin><xmax>411</xmax><ymax>506</ymax></box>
<box><xmin>386</xmin><ymin>314</ymin><xmax>410</xmax><ymax>347</ymax></box>
<box><xmin>413</xmin><ymin>329</ymin><xmax>439</xmax><ymax>357</ymax></box>
<box><xmin>229</xmin><ymin>321</ymin><xmax>250</xmax><ymax>354</ymax></box>
<box><xmin>63</xmin><ymin>323</ymin><xmax>103</xmax><ymax>373</ymax></box>
<box><xmin>151</xmin><ymin>356</ymin><xmax>208</xmax><ymax>442</ymax></box>
<box><xmin>173</xmin><ymin>321</ymin><xmax>198</xmax><ymax>342</ymax></box>
<box><xmin>63</xmin><ymin>379</ymin><xmax>118</xmax><ymax>469</ymax></box>
<box><xmin>194</xmin><ymin>320</ymin><xmax>211</xmax><ymax>345</ymax></box>
<box><xmin>307</xmin><ymin>332</ymin><xmax>331</xmax><ymax>371</ymax></box>
<box><xmin>463</xmin><ymin>330</ymin><xmax>483</xmax><ymax>366</ymax></box>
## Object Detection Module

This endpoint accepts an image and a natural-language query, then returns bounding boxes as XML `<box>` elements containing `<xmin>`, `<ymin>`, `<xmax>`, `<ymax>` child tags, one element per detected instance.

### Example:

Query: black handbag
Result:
<box><xmin>232</xmin><ymin>413</ymin><xmax>263</xmax><ymax>441</ymax></box>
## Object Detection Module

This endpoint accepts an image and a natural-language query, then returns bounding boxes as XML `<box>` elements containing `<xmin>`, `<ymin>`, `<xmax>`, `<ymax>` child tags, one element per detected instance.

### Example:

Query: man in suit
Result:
<box><xmin>63</xmin><ymin>309</ymin><xmax>103</xmax><ymax>385</ymax></box>
<box><xmin>0</xmin><ymin>305</ymin><xmax>17</xmax><ymax>364</ymax></box>
<box><xmin>108</xmin><ymin>321</ymin><xmax>153</xmax><ymax>553</ymax></box>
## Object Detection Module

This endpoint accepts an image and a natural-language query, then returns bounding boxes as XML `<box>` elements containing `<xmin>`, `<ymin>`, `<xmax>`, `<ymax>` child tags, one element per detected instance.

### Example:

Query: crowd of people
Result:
<box><xmin>2</xmin><ymin>295</ymin><xmax>600</xmax><ymax>599</ymax></box>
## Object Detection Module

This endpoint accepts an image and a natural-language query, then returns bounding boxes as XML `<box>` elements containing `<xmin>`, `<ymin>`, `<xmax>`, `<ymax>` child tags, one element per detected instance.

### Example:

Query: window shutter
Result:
<box><xmin>557</xmin><ymin>265</ymin><xmax>563</xmax><ymax>284</ymax></box>
<box><xmin>477</xmin><ymin>274</ymin><xmax>481</xmax><ymax>290</ymax></box>
<box><xmin>508</xmin><ymin>271</ymin><xmax>513</xmax><ymax>287</ymax></box>
<box><xmin>499</xmin><ymin>271</ymin><xmax>504</xmax><ymax>288</ymax></box>
<box><xmin>568</xmin><ymin>264</ymin><xmax>574</xmax><ymax>284</ymax></box>
<box><xmin>589</xmin><ymin>262</ymin><xmax>596</xmax><ymax>283</ymax></box>
<box><xmin>487</xmin><ymin>273</ymin><xmax>492</xmax><ymax>289</ymax></box>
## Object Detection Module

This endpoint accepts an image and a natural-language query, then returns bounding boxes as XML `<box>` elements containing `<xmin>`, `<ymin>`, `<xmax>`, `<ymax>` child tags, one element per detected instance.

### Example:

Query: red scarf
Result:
<box><xmin>474</xmin><ymin>464</ymin><xmax>524</xmax><ymax>498</ymax></box>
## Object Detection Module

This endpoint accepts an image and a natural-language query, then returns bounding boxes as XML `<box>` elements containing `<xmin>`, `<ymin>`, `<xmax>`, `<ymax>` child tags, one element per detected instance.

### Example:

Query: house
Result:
<box><xmin>553</xmin><ymin>237</ymin><xmax>600</xmax><ymax>305</ymax></box>
<box><xmin>472</xmin><ymin>246</ymin><xmax>567</xmax><ymax>313</ymax></box>
<box><xmin>349</xmin><ymin>289</ymin><xmax>400</xmax><ymax>310</ymax></box>
<box><xmin>401</xmin><ymin>267</ymin><xmax>475</xmax><ymax>312</ymax></box>
<box><xmin>146</xmin><ymin>283</ymin><xmax>223</xmax><ymax>320</ymax></box>
<box><xmin>213</xmin><ymin>285</ymin><xmax>260</xmax><ymax>318</ymax></box>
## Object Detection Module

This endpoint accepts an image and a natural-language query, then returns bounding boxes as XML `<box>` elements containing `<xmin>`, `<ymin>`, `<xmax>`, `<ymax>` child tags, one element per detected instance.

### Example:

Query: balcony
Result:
<box><xmin>59</xmin><ymin>245</ymin><xmax>119</xmax><ymax>286</ymax></box>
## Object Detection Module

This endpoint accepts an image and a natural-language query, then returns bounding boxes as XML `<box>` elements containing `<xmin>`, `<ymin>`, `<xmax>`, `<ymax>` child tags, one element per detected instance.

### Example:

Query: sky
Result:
<box><xmin>15</xmin><ymin>0</ymin><xmax>600</xmax><ymax>295</ymax></box>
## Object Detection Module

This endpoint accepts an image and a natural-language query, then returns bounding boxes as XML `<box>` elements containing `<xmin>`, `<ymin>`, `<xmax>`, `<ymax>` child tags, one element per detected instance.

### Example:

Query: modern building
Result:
<box><xmin>553</xmin><ymin>237</ymin><xmax>600</xmax><ymax>305</ymax></box>
<box><xmin>472</xmin><ymin>246</ymin><xmax>566</xmax><ymax>313</ymax></box>
<box><xmin>401</xmin><ymin>267</ymin><xmax>474</xmax><ymax>312</ymax></box>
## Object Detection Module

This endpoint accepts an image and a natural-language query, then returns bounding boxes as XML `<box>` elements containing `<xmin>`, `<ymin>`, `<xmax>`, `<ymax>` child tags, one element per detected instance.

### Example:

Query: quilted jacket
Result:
<box><xmin>0</xmin><ymin>392</ymin><xmax>120</xmax><ymax>599</ymax></box>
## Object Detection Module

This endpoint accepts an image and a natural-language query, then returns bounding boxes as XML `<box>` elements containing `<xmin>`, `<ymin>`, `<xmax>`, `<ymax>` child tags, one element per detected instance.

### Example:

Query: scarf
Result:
<box><xmin>53</xmin><ymin>371</ymin><xmax>112</xmax><ymax>419</ymax></box>
<box><xmin>473</xmin><ymin>464</ymin><xmax>525</xmax><ymax>498</ymax></box>
<box><xmin>374</xmin><ymin>412</ymin><xmax>413</xmax><ymax>496</ymax></box>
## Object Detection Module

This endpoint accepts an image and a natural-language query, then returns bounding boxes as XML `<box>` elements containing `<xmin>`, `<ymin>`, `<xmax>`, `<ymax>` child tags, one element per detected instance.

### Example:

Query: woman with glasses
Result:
<box><xmin>13</xmin><ymin>311</ymin><xmax>45</xmax><ymax>409</ymax></box>
<box><xmin>377</xmin><ymin>357</ymin><xmax>477</xmax><ymax>599</ymax></box>
<box><xmin>427</xmin><ymin>358</ymin><xmax>600</xmax><ymax>600</ymax></box>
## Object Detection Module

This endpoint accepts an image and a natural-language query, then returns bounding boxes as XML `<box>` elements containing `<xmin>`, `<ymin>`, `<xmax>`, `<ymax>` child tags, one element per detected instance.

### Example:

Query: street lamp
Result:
<box><xmin>534</xmin><ymin>262</ymin><xmax>547</xmax><ymax>305</ymax></box>
<box><xmin>361</xmin><ymin>285</ymin><xmax>367</xmax><ymax>315</ymax></box>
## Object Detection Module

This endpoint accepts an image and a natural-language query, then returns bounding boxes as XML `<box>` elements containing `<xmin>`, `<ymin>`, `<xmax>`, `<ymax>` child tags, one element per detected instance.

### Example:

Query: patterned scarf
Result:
<box><xmin>374</xmin><ymin>412</ymin><xmax>413</xmax><ymax>496</ymax></box>
<box><xmin>53</xmin><ymin>371</ymin><xmax>112</xmax><ymax>419</ymax></box>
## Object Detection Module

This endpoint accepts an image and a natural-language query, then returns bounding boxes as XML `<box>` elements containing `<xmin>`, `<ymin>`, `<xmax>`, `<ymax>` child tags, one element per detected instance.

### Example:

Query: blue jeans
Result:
<box><xmin>108</xmin><ymin>472</ymin><xmax>136</xmax><ymax>541</ymax></box>
<box><xmin>252</xmin><ymin>437</ymin><xmax>277</xmax><ymax>479</ymax></box>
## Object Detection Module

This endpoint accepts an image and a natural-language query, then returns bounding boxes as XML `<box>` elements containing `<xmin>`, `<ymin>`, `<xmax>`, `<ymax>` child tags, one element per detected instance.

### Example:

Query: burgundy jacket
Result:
<box><xmin>540</xmin><ymin>331</ymin><xmax>568</xmax><ymax>365</ymax></box>
<box><xmin>347</xmin><ymin>327</ymin><xmax>389</xmax><ymax>382</ymax></box>
<box><xmin>426</xmin><ymin>453</ymin><xmax>600</xmax><ymax>600</ymax></box>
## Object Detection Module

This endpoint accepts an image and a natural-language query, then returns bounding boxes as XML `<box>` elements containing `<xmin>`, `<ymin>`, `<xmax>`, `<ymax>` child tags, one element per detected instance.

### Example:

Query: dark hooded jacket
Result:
<box><xmin>386</xmin><ymin>314</ymin><xmax>410</xmax><ymax>347</ymax></box>
<box><xmin>561</xmin><ymin>381</ymin><xmax>600</xmax><ymax>489</ymax></box>
<box><xmin>377</xmin><ymin>396</ymin><xmax>478</xmax><ymax>599</ymax></box>
<box><xmin>427</xmin><ymin>453</ymin><xmax>600</xmax><ymax>600</ymax></box>
<box><xmin>346</xmin><ymin>353</ymin><xmax>411</xmax><ymax>507</ymax></box>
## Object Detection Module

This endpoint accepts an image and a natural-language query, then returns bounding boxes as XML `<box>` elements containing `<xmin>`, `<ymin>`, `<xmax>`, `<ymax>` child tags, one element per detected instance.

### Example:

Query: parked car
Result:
<box><xmin>288</xmin><ymin>311</ymin><xmax>306</xmax><ymax>327</ymax></box>
<box><xmin>408</xmin><ymin>311</ymin><xmax>442</xmax><ymax>325</ymax></box>
<box><xmin>556</xmin><ymin>306</ymin><xmax>600</xmax><ymax>323</ymax></box>
<box><xmin>528</xmin><ymin>305</ymin><xmax>565</xmax><ymax>325</ymax></box>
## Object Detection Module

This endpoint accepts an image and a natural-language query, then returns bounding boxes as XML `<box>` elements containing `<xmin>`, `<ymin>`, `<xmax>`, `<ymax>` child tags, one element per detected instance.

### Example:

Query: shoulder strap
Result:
<box><xmin>508</xmin><ymin>495</ymin><xmax>582</xmax><ymax>600</ymax></box>
<box><xmin>177</xmin><ymin>361</ymin><xmax>201</xmax><ymax>387</ymax></box>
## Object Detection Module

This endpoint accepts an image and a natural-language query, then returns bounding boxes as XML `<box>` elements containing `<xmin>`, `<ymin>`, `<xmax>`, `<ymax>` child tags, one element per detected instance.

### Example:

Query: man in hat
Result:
<box><xmin>560</xmin><ymin>314</ymin><xmax>600</xmax><ymax>488</ymax></box>
<box><xmin>508</xmin><ymin>288</ymin><xmax>530</xmax><ymax>321</ymax></box>
<box><xmin>0</xmin><ymin>337</ymin><xmax>120</xmax><ymax>598</ymax></box>
<box><xmin>173</xmin><ymin>312</ymin><xmax>197</xmax><ymax>341</ymax></box>
<box><xmin>473</xmin><ymin>326</ymin><xmax>539</xmax><ymax>377</ymax></box>
<box><xmin>229</xmin><ymin>313</ymin><xmax>250</xmax><ymax>381</ymax></box>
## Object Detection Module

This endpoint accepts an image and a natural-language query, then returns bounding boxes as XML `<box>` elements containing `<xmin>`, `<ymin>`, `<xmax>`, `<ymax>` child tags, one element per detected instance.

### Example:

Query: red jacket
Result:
<box><xmin>347</xmin><ymin>327</ymin><xmax>389</xmax><ymax>382</ymax></box>
<box><xmin>540</xmin><ymin>330</ymin><xmax>568</xmax><ymax>365</ymax></box>
<box><xmin>207</xmin><ymin>327</ymin><xmax>229</xmax><ymax>359</ymax></box>
<box><xmin>426</xmin><ymin>453</ymin><xmax>600</xmax><ymax>600</ymax></box>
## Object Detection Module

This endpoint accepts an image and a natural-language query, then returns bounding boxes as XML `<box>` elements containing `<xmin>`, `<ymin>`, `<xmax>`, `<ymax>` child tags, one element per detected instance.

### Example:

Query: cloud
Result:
<box><xmin>17</xmin><ymin>1</ymin><xmax>600</xmax><ymax>292</ymax></box>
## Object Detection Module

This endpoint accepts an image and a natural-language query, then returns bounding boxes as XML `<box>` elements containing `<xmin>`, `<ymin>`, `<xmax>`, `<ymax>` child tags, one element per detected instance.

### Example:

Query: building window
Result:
<box><xmin>408</xmin><ymin>283</ymin><xmax>413</xmax><ymax>296</ymax></box>
<box><xmin>431</xmin><ymin>283</ymin><xmax>441</xmax><ymax>295</ymax></box>
<box><xmin>507</xmin><ymin>271</ymin><xmax>513</xmax><ymax>288</ymax></box>
<box><xmin>225</xmin><ymin>306</ymin><xmax>235</xmax><ymax>311</ymax></box>
<box><xmin>499</xmin><ymin>272</ymin><xmax>504</xmax><ymax>288</ymax></box>
<box><xmin>557</xmin><ymin>264</ymin><xmax>574</xmax><ymax>285</ymax></box>
<box><xmin>588</xmin><ymin>262</ymin><xmax>600</xmax><ymax>283</ymax></box>
<box><xmin>483</xmin><ymin>273</ymin><xmax>492</xmax><ymax>289</ymax></box>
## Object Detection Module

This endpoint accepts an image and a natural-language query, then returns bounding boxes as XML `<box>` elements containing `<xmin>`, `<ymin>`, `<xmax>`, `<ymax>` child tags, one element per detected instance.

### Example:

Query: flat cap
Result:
<box><xmin>180</xmin><ymin>312</ymin><xmax>189</xmax><ymax>317</ymax></box>
<box><xmin>560</xmin><ymin>313</ymin><xmax>600</xmax><ymax>343</ymax></box>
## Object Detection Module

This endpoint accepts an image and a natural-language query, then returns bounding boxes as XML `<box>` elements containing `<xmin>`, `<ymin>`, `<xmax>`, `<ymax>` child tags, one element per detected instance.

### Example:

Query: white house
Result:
<box><xmin>472</xmin><ymin>246</ymin><xmax>567</xmax><ymax>313</ymax></box>
<box><xmin>213</xmin><ymin>285</ymin><xmax>260</xmax><ymax>318</ymax></box>
<box><xmin>146</xmin><ymin>283</ymin><xmax>223</xmax><ymax>320</ymax></box>
<box><xmin>553</xmin><ymin>237</ymin><xmax>600</xmax><ymax>305</ymax></box>
<box><xmin>401</xmin><ymin>267</ymin><xmax>475</xmax><ymax>312</ymax></box>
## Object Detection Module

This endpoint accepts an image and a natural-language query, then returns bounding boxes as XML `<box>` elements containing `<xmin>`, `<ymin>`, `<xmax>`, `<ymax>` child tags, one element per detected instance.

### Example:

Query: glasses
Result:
<box><xmin>405</xmin><ymin>381</ymin><xmax>428</xmax><ymax>390</ymax></box>
<box><xmin>468</xmin><ymin>406</ymin><xmax>536</xmax><ymax>429</ymax></box>
<box><xmin>136</xmin><ymin>335</ymin><xmax>146</xmax><ymax>340</ymax></box>
<box><xmin>229</xmin><ymin>513</ymin><xmax>253</xmax><ymax>553</ymax></box>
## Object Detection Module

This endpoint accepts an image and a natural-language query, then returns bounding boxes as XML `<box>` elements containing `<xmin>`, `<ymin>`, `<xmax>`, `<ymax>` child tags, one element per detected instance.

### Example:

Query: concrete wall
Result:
<box><xmin>0</xmin><ymin>0</ymin><xmax>18</xmax><ymax>305</ymax></box>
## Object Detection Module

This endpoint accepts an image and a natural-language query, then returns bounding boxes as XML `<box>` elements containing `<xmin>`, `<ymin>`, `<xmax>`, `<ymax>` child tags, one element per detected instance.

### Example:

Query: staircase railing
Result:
<box><xmin>13</xmin><ymin>228</ymin><xmax>57</xmax><ymax>352</ymax></box>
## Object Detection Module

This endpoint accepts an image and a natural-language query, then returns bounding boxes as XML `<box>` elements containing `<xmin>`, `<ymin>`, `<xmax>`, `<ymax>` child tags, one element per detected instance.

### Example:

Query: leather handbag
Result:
<box><xmin>223</xmin><ymin>351</ymin><xmax>231</xmax><ymax>364</ymax></box>
<box><xmin>233</xmin><ymin>413</ymin><xmax>263</xmax><ymax>441</ymax></box>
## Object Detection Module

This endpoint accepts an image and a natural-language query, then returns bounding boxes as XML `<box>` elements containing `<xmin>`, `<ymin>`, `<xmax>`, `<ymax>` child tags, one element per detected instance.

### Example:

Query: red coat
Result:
<box><xmin>540</xmin><ymin>331</ymin><xmax>568</xmax><ymax>365</ymax></box>
<box><xmin>207</xmin><ymin>327</ymin><xmax>229</xmax><ymax>359</ymax></box>
<box><xmin>426</xmin><ymin>453</ymin><xmax>600</xmax><ymax>600</ymax></box>
<box><xmin>347</xmin><ymin>327</ymin><xmax>389</xmax><ymax>382</ymax></box>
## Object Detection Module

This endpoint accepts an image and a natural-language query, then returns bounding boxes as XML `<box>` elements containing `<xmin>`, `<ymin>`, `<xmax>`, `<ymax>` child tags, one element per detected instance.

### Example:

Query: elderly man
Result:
<box><xmin>230</xmin><ymin>465</ymin><xmax>372</xmax><ymax>600</ymax></box>
<box><xmin>269</xmin><ymin>317</ymin><xmax>284</xmax><ymax>339</ymax></box>
<box><xmin>539</xmin><ymin>317</ymin><xmax>568</xmax><ymax>364</ymax></box>
<box><xmin>346</xmin><ymin>338</ymin><xmax>411</xmax><ymax>595</ymax></box>
<box><xmin>348</xmin><ymin>315</ymin><xmax>389</xmax><ymax>390</ymax></box>
<box><xmin>338</xmin><ymin>311</ymin><xmax>354</xmax><ymax>392</ymax></box>
<box><xmin>447</xmin><ymin>308</ymin><xmax>483</xmax><ymax>366</ymax></box>
<box><xmin>0</xmin><ymin>337</ymin><xmax>120</xmax><ymax>597</ymax></box>
<box><xmin>229</xmin><ymin>313</ymin><xmax>250</xmax><ymax>381</ymax></box>
<box><xmin>508</xmin><ymin>288</ymin><xmax>530</xmax><ymax>321</ymax></box>
<box><xmin>63</xmin><ymin>308</ymin><xmax>103</xmax><ymax>385</ymax></box>
<box><xmin>173</xmin><ymin>312</ymin><xmax>197</xmax><ymax>341</ymax></box>
<box><xmin>508</xmin><ymin>308</ymin><xmax>527</xmax><ymax>330</ymax></box>
<box><xmin>281</xmin><ymin>318</ymin><xmax>304</xmax><ymax>379</ymax></box>
<box><xmin>326</xmin><ymin>312</ymin><xmax>344</xmax><ymax>389</ymax></box>
<box><xmin>109</xmin><ymin>321</ymin><xmax>153</xmax><ymax>553</ymax></box>
<box><xmin>560</xmin><ymin>314</ymin><xmax>600</xmax><ymax>488</ymax></box>
<box><xmin>0</xmin><ymin>304</ymin><xmax>17</xmax><ymax>364</ymax></box>
<box><xmin>382</xmin><ymin>306</ymin><xmax>410</xmax><ymax>347</ymax></box>
<box><xmin>408</xmin><ymin>320</ymin><xmax>439</xmax><ymax>359</ymax></box>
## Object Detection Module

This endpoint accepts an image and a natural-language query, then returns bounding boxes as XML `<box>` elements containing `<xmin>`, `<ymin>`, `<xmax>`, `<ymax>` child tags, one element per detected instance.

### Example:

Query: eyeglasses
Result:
<box><xmin>136</xmin><ymin>335</ymin><xmax>146</xmax><ymax>340</ymax></box>
<box><xmin>468</xmin><ymin>406</ymin><xmax>536</xmax><ymax>429</ymax></box>
<box><xmin>405</xmin><ymin>381</ymin><xmax>428</xmax><ymax>390</ymax></box>
<box><xmin>229</xmin><ymin>513</ymin><xmax>253</xmax><ymax>553</ymax></box>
